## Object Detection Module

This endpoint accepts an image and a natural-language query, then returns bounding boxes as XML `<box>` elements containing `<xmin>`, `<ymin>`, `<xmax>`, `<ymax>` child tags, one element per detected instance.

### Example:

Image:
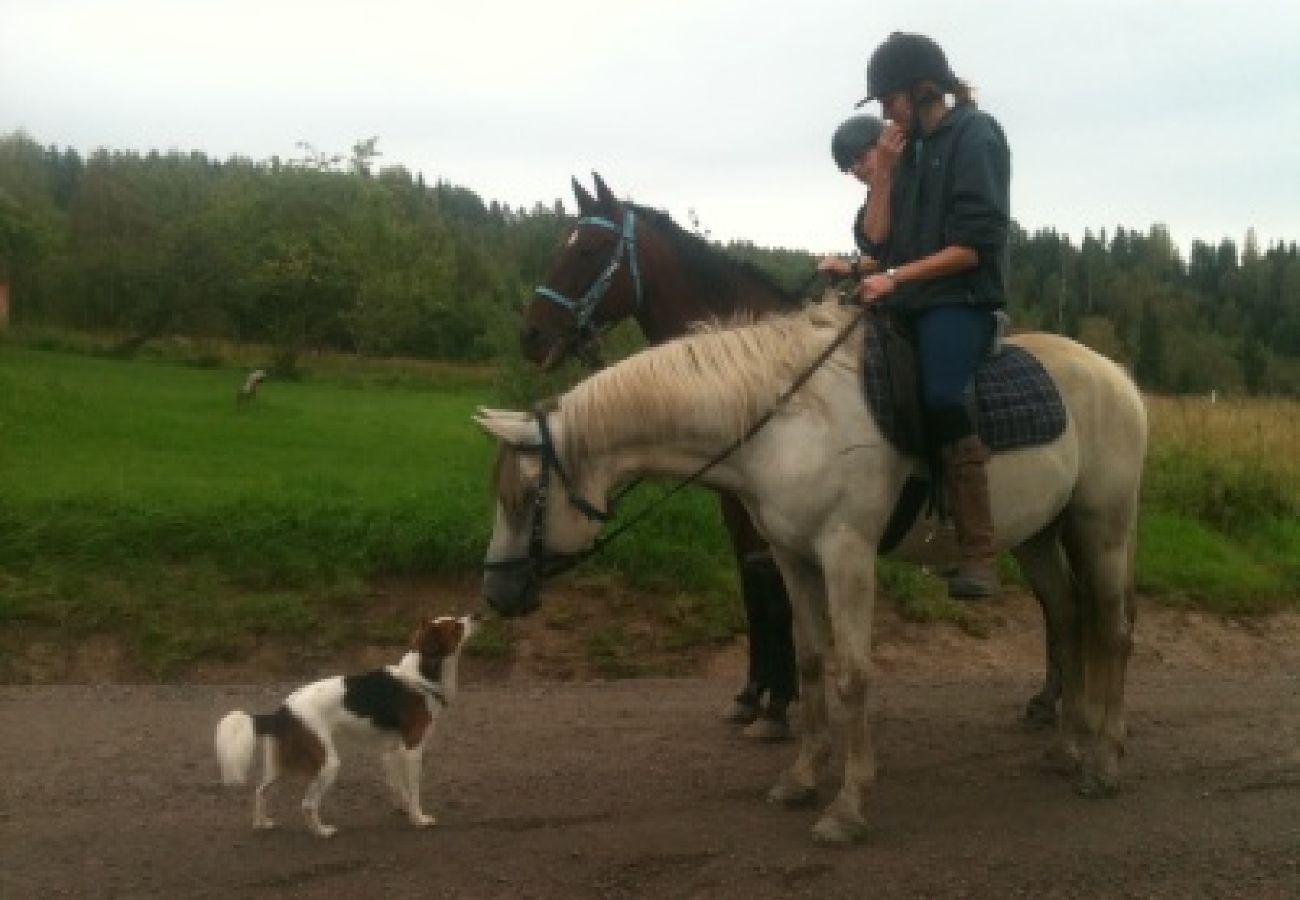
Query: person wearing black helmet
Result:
<box><xmin>818</xmin><ymin>114</ymin><xmax>907</xmax><ymax>280</ymax></box>
<box><xmin>853</xmin><ymin>32</ymin><xmax>1011</xmax><ymax>599</ymax></box>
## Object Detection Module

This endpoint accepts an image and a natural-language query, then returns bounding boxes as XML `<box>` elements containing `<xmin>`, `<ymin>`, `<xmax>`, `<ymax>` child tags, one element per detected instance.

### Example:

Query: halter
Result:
<box><xmin>534</xmin><ymin>209</ymin><xmax>644</xmax><ymax>342</ymax></box>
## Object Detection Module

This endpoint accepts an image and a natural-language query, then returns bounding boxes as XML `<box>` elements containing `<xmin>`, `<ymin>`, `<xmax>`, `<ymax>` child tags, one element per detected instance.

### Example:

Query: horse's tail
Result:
<box><xmin>214</xmin><ymin>711</ymin><xmax>258</xmax><ymax>785</ymax></box>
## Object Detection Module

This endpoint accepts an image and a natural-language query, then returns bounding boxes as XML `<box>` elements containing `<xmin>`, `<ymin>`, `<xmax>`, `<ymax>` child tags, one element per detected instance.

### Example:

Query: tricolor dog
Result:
<box><xmin>214</xmin><ymin>613</ymin><xmax>477</xmax><ymax>837</ymax></box>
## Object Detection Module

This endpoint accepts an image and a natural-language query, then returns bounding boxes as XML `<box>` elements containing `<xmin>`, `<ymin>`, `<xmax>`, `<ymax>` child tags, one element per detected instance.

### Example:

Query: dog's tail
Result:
<box><xmin>214</xmin><ymin>711</ymin><xmax>258</xmax><ymax>785</ymax></box>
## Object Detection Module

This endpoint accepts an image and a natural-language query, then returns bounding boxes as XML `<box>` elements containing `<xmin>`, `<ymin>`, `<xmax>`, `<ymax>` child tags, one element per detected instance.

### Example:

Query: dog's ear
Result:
<box><xmin>409</xmin><ymin>618</ymin><xmax>433</xmax><ymax>651</ymax></box>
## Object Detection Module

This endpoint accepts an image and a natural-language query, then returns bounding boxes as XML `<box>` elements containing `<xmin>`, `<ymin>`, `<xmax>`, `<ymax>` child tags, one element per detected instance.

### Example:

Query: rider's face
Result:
<box><xmin>849</xmin><ymin>145</ymin><xmax>879</xmax><ymax>184</ymax></box>
<box><xmin>880</xmin><ymin>91</ymin><xmax>914</xmax><ymax>135</ymax></box>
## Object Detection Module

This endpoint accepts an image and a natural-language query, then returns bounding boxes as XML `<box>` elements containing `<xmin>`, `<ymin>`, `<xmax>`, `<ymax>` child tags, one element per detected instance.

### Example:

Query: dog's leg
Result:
<box><xmin>382</xmin><ymin>747</ymin><xmax>411</xmax><ymax>811</ymax></box>
<box><xmin>301</xmin><ymin>749</ymin><xmax>341</xmax><ymax>838</ymax></box>
<box><xmin>401</xmin><ymin>745</ymin><xmax>435</xmax><ymax>828</ymax></box>
<box><xmin>253</xmin><ymin>739</ymin><xmax>278</xmax><ymax>830</ymax></box>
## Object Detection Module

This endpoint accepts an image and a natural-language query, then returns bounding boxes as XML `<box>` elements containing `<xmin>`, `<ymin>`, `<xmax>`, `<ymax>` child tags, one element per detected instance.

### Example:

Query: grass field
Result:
<box><xmin>1</xmin><ymin>345</ymin><xmax>1296</xmax><ymax>675</ymax></box>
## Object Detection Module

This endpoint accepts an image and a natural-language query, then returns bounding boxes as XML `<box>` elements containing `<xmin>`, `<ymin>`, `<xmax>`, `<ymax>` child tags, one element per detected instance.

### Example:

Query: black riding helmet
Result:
<box><xmin>831</xmin><ymin>114</ymin><xmax>884</xmax><ymax>172</ymax></box>
<box><xmin>856</xmin><ymin>32</ymin><xmax>959</xmax><ymax>106</ymax></box>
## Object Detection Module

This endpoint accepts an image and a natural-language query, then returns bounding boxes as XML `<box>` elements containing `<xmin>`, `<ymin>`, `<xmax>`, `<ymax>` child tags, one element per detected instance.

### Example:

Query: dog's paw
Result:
<box><xmin>411</xmin><ymin>813</ymin><xmax>437</xmax><ymax>829</ymax></box>
<box><xmin>311</xmin><ymin>824</ymin><xmax>338</xmax><ymax>839</ymax></box>
<box><xmin>253</xmin><ymin>818</ymin><xmax>275</xmax><ymax>830</ymax></box>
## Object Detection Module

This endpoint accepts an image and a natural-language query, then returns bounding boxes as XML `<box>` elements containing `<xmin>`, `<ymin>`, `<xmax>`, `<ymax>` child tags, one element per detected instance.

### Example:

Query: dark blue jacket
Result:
<box><xmin>877</xmin><ymin>103</ymin><xmax>1011</xmax><ymax>315</ymax></box>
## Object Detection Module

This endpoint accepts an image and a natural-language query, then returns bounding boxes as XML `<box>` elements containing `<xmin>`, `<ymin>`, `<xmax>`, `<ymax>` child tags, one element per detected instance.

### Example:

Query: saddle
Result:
<box><xmin>861</xmin><ymin>307</ymin><xmax>1067</xmax><ymax>553</ymax></box>
<box><xmin>861</xmin><ymin>308</ymin><xmax>1066</xmax><ymax>458</ymax></box>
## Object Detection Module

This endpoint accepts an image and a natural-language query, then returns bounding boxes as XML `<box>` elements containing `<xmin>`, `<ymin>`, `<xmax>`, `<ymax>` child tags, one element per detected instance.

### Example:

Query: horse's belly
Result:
<box><xmin>888</xmin><ymin>430</ymin><xmax>1079</xmax><ymax>564</ymax></box>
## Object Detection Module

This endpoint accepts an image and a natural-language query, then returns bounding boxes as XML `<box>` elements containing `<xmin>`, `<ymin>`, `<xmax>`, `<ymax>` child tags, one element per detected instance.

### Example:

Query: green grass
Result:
<box><xmin>1136</xmin><ymin>513</ymin><xmax>1300</xmax><ymax>614</ymax></box>
<box><xmin>0</xmin><ymin>345</ymin><xmax>735</xmax><ymax>672</ymax></box>
<box><xmin>1</xmin><ymin>345</ymin><xmax>1296</xmax><ymax>675</ymax></box>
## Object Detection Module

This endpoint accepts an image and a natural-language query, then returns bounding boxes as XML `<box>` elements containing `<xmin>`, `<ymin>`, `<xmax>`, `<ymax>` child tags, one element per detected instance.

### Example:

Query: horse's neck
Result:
<box><xmin>636</xmin><ymin>248</ymin><xmax>789</xmax><ymax>343</ymax></box>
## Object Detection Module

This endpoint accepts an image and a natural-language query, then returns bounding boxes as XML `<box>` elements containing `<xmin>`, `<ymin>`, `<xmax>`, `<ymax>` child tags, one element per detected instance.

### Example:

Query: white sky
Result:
<box><xmin>2</xmin><ymin>0</ymin><xmax>1297</xmax><ymax>256</ymax></box>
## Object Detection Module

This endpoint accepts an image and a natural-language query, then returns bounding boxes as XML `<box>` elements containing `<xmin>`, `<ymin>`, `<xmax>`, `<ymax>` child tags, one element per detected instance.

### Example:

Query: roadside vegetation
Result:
<box><xmin>1</xmin><ymin>341</ymin><xmax>1295</xmax><ymax>677</ymax></box>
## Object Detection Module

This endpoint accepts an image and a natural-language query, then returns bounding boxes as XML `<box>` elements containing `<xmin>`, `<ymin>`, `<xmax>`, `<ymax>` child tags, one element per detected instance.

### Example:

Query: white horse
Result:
<box><xmin>478</xmin><ymin>301</ymin><xmax>1146</xmax><ymax>844</ymax></box>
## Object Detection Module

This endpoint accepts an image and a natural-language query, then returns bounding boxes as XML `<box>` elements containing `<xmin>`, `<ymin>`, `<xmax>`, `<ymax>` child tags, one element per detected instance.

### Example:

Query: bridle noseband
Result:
<box><xmin>534</xmin><ymin>209</ymin><xmax>644</xmax><ymax>357</ymax></box>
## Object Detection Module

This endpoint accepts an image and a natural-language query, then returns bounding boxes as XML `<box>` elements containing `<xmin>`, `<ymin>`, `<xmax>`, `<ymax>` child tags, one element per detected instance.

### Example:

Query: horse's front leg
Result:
<box><xmin>765</xmin><ymin>556</ymin><xmax>831</xmax><ymax>807</ymax></box>
<box><xmin>812</xmin><ymin>530</ymin><xmax>877</xmax><ymax>845</ymax></box>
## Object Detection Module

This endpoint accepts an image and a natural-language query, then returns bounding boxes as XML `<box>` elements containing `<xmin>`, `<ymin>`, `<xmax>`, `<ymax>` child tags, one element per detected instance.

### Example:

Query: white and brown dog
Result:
<box><xmin>214</xmin><ymin>613</ymin><xmax>477</xmax><ymax>837</ymax></box>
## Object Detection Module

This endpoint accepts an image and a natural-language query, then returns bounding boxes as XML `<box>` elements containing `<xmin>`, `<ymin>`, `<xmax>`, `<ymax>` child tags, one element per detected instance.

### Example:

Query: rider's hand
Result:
<box><xmin>817</xmin><ymin>256</ymin><xmax>853</xmax><ymax>277</ymax></box>
<box><xmin>856</xmin><ymin>271</ymin><xmax>897</xmax><ymax>304</ymax></box>
<box><xmin>875</xmin><ymin>121</ymin><xmax>907</xmax><ymax>173</ymax></box>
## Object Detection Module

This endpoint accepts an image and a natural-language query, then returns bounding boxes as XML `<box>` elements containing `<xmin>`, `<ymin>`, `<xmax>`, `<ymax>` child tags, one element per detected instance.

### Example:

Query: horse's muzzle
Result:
<box><xmin>482</xmin><ymin>568</ymin><xmax>542</xmax><ymax>619</ymax></box>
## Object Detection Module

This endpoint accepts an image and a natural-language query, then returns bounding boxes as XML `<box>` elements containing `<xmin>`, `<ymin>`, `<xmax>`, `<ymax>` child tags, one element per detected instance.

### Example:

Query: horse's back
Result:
<box><xmin>1008</xmin><ymin>331</ymin><xmax>1148</xmax><ymax>509</ymax></box>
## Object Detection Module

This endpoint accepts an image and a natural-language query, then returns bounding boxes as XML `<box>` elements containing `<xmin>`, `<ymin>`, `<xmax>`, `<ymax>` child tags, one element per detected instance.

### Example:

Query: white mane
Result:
<box><xmin>557</xmin><ymin>301</ymin><xmax>860</xmax><ymax>462</ymax></box>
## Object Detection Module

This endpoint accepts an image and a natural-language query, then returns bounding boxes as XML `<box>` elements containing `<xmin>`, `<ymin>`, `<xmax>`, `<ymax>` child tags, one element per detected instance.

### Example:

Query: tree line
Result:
<box><xmin>1</xmin><ymin>131</ymin><xmax>1296</xmax><ymax>393</ymax></box>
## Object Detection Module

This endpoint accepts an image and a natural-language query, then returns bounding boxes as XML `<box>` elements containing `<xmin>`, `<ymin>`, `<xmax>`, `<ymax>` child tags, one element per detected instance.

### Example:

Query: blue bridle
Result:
<box><xmin>534</xmin><ymin>209</ymin><xmax>644</xmax><ymax>336</ymax></box>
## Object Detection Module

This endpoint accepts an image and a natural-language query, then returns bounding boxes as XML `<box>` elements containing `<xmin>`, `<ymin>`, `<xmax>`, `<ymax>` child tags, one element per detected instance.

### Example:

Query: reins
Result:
<box><xmin>488</xmin><ymin>299</ymin><xmax>869</xmax><ymax>580</ymax></box>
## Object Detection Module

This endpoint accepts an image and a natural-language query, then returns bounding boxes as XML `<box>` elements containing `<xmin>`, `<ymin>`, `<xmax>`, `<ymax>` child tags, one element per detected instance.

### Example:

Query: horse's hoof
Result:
<box><xmin>811</xmin><ymin>811</ymin><xmax>868</xmax><ymax>846</ymax></box>
<box><xmin>1040</xmin><ymin>743</ymin><xmax>1082</xmax><ymax>777</ymax></box>
<box><xmin>1074</xmin><ymin>771</ymin><xmax>1121</xmax><ymax>799</ymax></box>
<box><xmin>1022</xmin><ymin>697</ymin><xmax>1058</xmax><ymax>730</ymax></box>
<box><xmin>743</xmin><ymin>716</ymin><xmax>793</xmax><ymax>743</ymax></box>
<box><xmin>722</xmin><ymin>698</ymin><xmax>761</xmax><ymax>725</ymax></box>
<box><xmin>766</xmin><ymin>780</ymin><xmax>818</xmax><ymax>808</ymax></box>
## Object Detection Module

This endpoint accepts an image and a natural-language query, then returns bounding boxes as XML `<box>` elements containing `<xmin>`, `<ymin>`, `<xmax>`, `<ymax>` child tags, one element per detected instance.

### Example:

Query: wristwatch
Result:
<box><xmin>885</xmin><ymin>267</ymin><xmax>900</xmax><ymax>283</ymax></box>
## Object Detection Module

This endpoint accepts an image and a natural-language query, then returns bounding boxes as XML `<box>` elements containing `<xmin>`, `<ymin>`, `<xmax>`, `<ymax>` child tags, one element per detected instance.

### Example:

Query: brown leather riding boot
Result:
<box><xmin>942</xmin><ymin>434</ymin><xmax>1001</xmax><ymax>599</ymax></box>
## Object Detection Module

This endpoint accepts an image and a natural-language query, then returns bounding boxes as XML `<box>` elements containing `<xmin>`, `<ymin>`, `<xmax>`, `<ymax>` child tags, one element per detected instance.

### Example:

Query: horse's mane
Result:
<box><xmin>558</xmin><ymin>301</ymin><xmax>858</xmax><ymax>462</ymax></box>
<box><xmin>491</xmin><ymin>442</ymin><xmax>528</xmax><ymax>518</ymax></box>
<box><xmin>628</xmin><ymin>203</ymin><xmax>800</xmax><ymax>307</ymax></box>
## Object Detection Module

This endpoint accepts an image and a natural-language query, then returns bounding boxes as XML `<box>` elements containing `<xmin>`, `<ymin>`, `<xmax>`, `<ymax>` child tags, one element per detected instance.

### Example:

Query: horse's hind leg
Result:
<box><xmin>1063</xmin><ymin>502</ymin><xmax>1137</xmax><ymax>798</ymax></box>
<box><xmin>1012</xmin><ymin>526</ymin><xmax>1086</xmax><ymax>770</ymax></box>
<box><xmin>1012</xmin><ymin>526</ymin><xmax>1069</xmax><ymax>729</ymax></box>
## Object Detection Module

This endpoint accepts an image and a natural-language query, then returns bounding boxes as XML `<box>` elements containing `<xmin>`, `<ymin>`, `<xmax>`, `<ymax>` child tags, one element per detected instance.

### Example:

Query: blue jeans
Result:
<box><xmin>913</xmin><ymin>304</ymin><xmax>995</xmax><ymax>444</ymax></box>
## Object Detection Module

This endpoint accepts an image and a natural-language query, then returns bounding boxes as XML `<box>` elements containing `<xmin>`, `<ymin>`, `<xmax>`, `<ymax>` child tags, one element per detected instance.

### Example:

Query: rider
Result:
<box><xmin>817</xmin><ymin>114</ymin><xmax>907</xmax><ymax>280</ymax></box>
<box><xmin>853</xmin><ymin>32</ymin><xmax>1011</xmax><ymax>598</ymax></box>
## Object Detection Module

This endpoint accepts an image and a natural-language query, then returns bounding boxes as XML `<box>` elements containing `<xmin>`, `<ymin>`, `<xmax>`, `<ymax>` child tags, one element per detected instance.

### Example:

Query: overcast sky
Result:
<box><xmin>2</xmin><ymin>0</ymin><xmax>1296</xmax><ymax>256</ymax></box>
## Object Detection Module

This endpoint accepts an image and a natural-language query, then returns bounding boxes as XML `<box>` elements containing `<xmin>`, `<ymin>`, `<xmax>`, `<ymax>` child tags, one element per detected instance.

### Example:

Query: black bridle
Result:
<box><xmin>483</xmin><ymin>300</ymin><xmax>869</xmax><ymax>585</ymax></box>
<box><xmin>481</xmin><ymin>409</ymin><xmax>616</xmax><ymax>582</ymax></box>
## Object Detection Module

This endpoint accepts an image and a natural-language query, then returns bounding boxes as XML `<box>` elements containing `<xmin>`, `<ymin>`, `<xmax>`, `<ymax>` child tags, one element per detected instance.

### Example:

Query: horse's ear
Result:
<box><xmin>476</xmin><ymin>407</ymin><xmax>532</xmax><ymax>421</ymax></box>
<box><xmin>572</xmin><ymin>177</ymin><xmax>596</xmax><ymax>214</ymax></box>
<box><xmin>592</xmin><ymin>171</ymin><xmax>617</xmax><ymax>209</ymax></box>
<box><xmin>473</xmin><ymin>412</ymin><xmax>541</xmax><ymax>448</ymax></box>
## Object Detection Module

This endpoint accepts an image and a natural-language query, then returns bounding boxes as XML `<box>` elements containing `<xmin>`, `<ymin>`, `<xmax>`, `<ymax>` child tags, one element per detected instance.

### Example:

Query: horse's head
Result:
<box><xmin>520</xmin><ymin>173</ymin><xmax>645</xmax><ymax>370</ymax></box>
<box><xmin>476</xmin><ymin>407</ymin><xmax>612</xmax><ymax>618</ymax></box>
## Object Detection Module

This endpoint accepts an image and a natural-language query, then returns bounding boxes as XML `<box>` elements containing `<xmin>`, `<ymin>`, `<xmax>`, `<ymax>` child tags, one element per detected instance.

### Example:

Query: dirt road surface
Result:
<box><xmin>2</xmin><ymin>606</ymin><xmax>1298</xmax><ymax>899</ymax></box>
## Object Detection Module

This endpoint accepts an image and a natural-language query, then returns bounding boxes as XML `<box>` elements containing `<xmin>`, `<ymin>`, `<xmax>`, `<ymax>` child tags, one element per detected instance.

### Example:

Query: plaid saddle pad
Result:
<box><xmin>862</xmin><ymin>320</ymin><xmax>1067</xmax><ymax>454</ymax></box>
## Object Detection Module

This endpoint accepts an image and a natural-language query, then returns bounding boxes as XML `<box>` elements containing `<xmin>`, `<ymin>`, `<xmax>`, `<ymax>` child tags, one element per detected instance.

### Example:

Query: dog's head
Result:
<box><xmin>409</xmin><ymin>614</ymin><xmax>478</xmax><ymax>664</ymax></box>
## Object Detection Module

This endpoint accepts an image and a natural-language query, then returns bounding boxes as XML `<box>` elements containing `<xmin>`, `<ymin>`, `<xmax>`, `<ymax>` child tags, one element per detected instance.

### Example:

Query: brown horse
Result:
<box><xmin>519</xmin><ymin>174</ymin><xmax>1063</xmax><ymax>728</ymax></box>
<box><xmin>520</xmin><ymin>173</ymin><xmax>801</xmax><ymax>738</ymax></box>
